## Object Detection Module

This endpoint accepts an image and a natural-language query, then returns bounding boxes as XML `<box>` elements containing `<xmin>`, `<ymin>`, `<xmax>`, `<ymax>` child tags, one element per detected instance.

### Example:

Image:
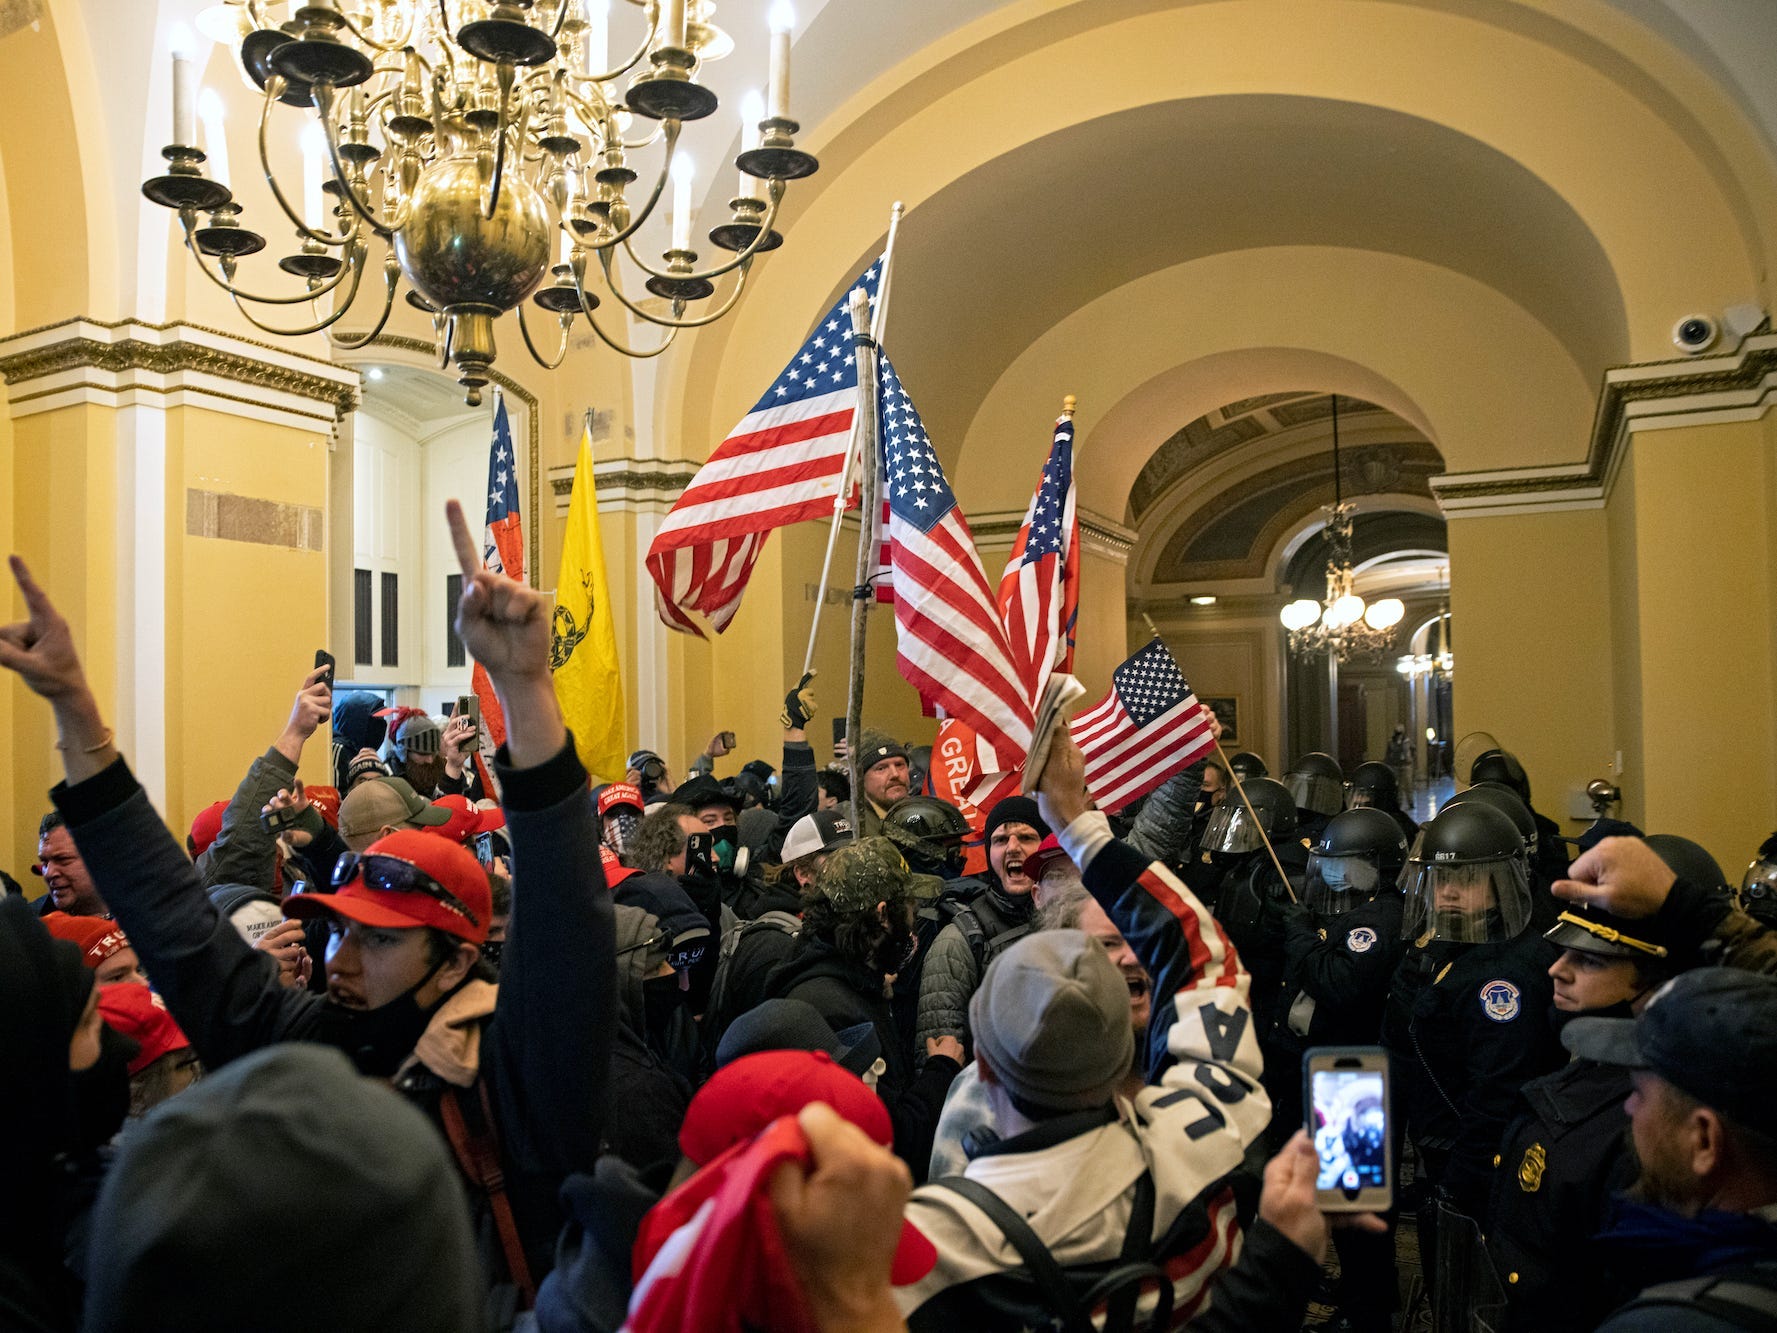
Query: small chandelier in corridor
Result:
<box><xmin>1279</xmin><ymin>395</ymin><xmax>1404</xmax><ymax>664</ymax></box>
<box><xmin>145</xmin><ymin>0</ymin><xmax>817</xmax><ymax>404</ymax></box>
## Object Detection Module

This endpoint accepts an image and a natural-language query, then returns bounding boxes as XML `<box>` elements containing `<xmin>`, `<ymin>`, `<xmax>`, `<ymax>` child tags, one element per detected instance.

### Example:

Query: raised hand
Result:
<box><xmin>1553</xmin><ymin>835</ymin><xmax>1677</xmax><ymax>919</ymax></box>
<box><xmin>0</xmin><ymin>555</ymin><xmax>89</xmax><ymax>701</ymax></box>
<box><xmin>276</xmin><ymin>667</ymin><xmax>333</xmax><ymax>765</ymax></box>
<box><xmin>446</xmin><ymin>499</ymin><xmax>552</xmax><ymax>687</ymax></box>
<box><xmin>441</xmin><ymin>714</ymin><xmax>476</xmax><ymax>777</ymax></box>
<box><xmin>1033</xmin><ymin>725</ymin><xmax>1091</xmax><ymax>832</ymax></box>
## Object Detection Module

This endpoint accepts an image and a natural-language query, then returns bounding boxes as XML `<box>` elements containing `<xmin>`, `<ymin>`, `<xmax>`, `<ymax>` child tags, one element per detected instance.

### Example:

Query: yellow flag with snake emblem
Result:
<box><xmin>552</xmin><ymin>422</ymin><xmax>626</xmax><ymax>782</ymax></box>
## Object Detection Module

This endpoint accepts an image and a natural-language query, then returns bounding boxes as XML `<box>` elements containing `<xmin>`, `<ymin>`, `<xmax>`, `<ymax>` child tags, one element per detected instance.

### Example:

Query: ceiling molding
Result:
<box><xmin>1433</xmin><ymin>332</ymin><xmax>1777</xmax><ymax>517</ymax></box>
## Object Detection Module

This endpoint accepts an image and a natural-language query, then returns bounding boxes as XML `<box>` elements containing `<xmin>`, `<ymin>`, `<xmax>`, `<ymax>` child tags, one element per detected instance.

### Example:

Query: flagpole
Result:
<box><xmin>843</xmin><ymin>287</ymin><xmax>883</xmax><ymax>832</ymax></box>
<box><xmin>801</xmin><ymin>201</ymin><xmax>905</xmax><ymax>678</ymax></box>
<box><xmin>1141</xmin><ymin>612</ymin><xmax>1298</xmax><ymax>903</ymax></box>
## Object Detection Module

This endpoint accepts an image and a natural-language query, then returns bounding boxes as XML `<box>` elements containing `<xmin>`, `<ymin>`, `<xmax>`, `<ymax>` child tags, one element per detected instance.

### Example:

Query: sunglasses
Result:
<box><xmin>323</xmin><ymin>852</ymin><xmax>481</xmax><ymax>929</ymax></box>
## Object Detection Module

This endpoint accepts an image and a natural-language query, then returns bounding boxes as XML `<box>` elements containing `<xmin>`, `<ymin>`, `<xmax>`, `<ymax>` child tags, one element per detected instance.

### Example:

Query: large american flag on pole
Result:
<box><xmin>1068</xmin><ymin>637</ymin><xmax>1216</xmax><ymax>812</ymax></box>
<box><xmin>470</xmin><ymin>395</ymin><xmax>522</xmax><ymax>774</ymax></box>
<box><xmin>646</xmin><ymin>257</ymin><xmax>883</xmax><ymax>635</ymax></box>
<box><xmin>876</xmin><ymin>356</ymin><xmax>1033</xmax><ymax>763</ymax></box>
<box><xmin>997</xmin><ymin>414</ymin><xmax>1079</xmax><ymax>703</ymax></box>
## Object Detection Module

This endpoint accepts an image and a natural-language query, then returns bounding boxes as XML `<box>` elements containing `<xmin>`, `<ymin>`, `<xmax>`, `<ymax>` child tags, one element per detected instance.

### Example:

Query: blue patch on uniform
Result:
<box><xmin>1480</xmin><ymin>979</ymin><xmax>1522</xmax><ymax>1022</ymax></box>
<box><xmin>1346</xmin><ymin>926</ymin><xmax>1378</xmax><ymax>954</ymax></box>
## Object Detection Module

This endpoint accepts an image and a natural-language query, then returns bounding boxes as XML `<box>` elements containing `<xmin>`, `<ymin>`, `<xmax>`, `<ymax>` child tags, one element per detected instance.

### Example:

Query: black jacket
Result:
<box><xmin>1211</xmin><ymin>840</ymin><xmax>1308</xmax><ymax>1032</ymax></box>
<box><xmin>1382</xmin><ymin>929</ymin><xmax>1563</xmax><ymax>1215</ymax></box>
<box><xmin>765</xmin><ymin>936</ymin><xmax>960</xmax><ymax>1181</ymax></box>
<box><xmin>1273</xmin><ymin>892</ymin><xmax>1407</xmax><ymax>1052</ymax></box>
<box><xmin>52</xmin><ymin>739</ymin><xmax>614</xmax><ymax>1301</ymax></box>
<box><xmin>1488</xmin><ymin>1054</ymin><xmax>1636</xmax><ymax>1333</ymax></box>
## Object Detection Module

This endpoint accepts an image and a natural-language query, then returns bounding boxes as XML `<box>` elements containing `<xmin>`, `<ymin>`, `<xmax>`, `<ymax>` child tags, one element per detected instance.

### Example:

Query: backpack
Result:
<box><xmin>1610</xmin><ymin>1264</ymin><xmax>1777</xmax><ymax>1333</ymax></box>
<box><xmin>907</xmin><ymin>880</ymin><xmax>1032</xmax><ymax>985</ymax></box>
<box><xmin>924</xmin><ymin>1171</ymin><xmax>1172</xmax><ymax>1333</ymax></box>
<box><xmin>706</xmin><ymin>910</ymin><xmax>801</xmax><ymax>1023</ymax></box>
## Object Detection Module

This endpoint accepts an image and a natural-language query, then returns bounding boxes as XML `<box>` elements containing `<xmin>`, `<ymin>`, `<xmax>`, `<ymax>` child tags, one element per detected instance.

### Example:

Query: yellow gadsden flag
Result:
<box><xmin>551</xmin><ymin>424</ymin><xmax>627</xmax><ymax>782</ymax></box>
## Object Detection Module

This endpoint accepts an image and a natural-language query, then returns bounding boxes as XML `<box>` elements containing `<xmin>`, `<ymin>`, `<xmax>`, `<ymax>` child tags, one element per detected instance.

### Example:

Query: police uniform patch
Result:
<box><xmin>1480</xmin><ymin>979</ymin><xmax>1522</xmax><ymax>1022</ymax></box>
<box><xmin>1518</xmin><ymin>1142</ymin><xmax>1546</xmax><ymax>1192</ymax></box>
<box><xmin>1346</xmin><ymin>926</ymin><xmax>1378</xmax><ymax>954</ymax></box>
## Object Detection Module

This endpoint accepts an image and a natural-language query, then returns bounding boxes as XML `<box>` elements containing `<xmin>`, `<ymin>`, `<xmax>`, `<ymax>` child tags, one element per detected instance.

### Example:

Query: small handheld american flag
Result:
<box><xmin>1068</xmin><ymin>637</ymin><xmax>1217</xmax><ymax>812</ymax></box>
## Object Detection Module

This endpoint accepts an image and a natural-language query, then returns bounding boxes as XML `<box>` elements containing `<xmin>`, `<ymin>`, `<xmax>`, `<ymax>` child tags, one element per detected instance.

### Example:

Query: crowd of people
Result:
<box><xmin>4</xmin><ymin>503</ymin><xmax>1777</xmax><ymax>1332</ymax></box>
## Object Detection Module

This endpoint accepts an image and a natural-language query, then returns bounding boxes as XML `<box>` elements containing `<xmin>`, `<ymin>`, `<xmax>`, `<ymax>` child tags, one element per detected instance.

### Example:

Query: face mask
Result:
<box><xmin>605</xmin><ymin>809</ymin><xmax>641</xmax><ymax>856</ymax></box>
<box><xmin>1547</xmin><ymin>996</ymin><xmax>1636</xmax><ymax>1039</ymax></box>
<box><xmin>711</xmin><ymin>827</ymin><xmax>739</xmax><ymax>876</ymax></box>
<box><xmin>69</xmin><ymin>1022</ymin><xmax>135</xmax><ymax>1152</ymax></box>
<box><xmin>320</xmin><ymin>959</ymin><xmax>446</xmax><ymax>1078</ymax></box>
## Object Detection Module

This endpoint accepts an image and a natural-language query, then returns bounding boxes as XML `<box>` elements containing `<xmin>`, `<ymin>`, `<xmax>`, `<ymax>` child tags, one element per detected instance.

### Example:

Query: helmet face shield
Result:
<box><xmin>1305</xmin><ymin>852</ymin><xmax>1382</xmax><ymax>915</ymax></box>
<box><xmin>1400</xmin><ymin>855</ymin><xmax>1532</xmax><ymax>943</ymax></box>
<box><xmin>1287</xmin><ymin>772</ymin><xmax>1345</xmax><ymax>817</ymax></box>
<box><xmin>1201</xmin><ymin>802</ymin><xmax>1266</xmax><ymax>856</ymax></box>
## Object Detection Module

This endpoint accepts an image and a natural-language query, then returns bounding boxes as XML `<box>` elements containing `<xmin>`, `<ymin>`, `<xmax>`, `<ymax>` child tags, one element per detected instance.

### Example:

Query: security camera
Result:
<box><xmin>1672</xmin><ymin>314</ymin><xmax>1718</xmax><ymax>354</ymax></box>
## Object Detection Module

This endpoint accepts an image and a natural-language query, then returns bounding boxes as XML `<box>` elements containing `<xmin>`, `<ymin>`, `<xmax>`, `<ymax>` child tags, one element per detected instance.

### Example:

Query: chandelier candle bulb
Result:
<box><xmin>662</xmin><ymin>0</ymin><xmax>687</xmax><ymax>50</ymax></box>
<box><xmin>198</xmin><ymin>88</ymin><xmax>229</xmax><ymax>188</ymax></box>
<box><xmin>671</xmin><ymin>152</ymin><xmax>694</xmax><ymax>251</ymax></box>
<box><xmin>171</xmin><ymin>42</ymin><xmax>196</xmax><ymax>147</ymax></box>
<box><xmin>300</xmin><ymin>122</ymin><xmax>327</xmax><ymax>230</ymax></box>
<box><xmin>768</xmin><ymin>2</ymin><xmax>793</xmax><ymax>119</ymax></box>
<box><xmin>584</xmin><ymin>0</ymin><xmax>608</xmax><ymax>73</ymax></box>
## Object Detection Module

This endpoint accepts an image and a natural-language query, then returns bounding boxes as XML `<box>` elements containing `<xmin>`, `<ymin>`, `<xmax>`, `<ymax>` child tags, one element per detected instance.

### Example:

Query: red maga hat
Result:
<box><xmin>282</xmin><ymin>828</ymin><xmax>490</xmax><ymax>944</ymax></box>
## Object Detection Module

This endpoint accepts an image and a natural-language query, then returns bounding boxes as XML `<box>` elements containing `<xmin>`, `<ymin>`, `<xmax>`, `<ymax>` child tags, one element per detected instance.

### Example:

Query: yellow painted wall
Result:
<box><xmin>1607</xmin><ymin>449</ymin><xmax>1646</xmax><ymax>828</ymax></box>
<box><xmin>1448</xmin><ymin>506</ymin><xmax>1616</xmax><ymax>834</ymax></box>
<box><xmin>1616</xmin><ymin>420</ymin><xmax>1777</xmax><ymax>868</ymax></box>
<box><xmin>166</xmin><ymin>407</ymin><xmax>333</xmax><ymax>835</ymax></box>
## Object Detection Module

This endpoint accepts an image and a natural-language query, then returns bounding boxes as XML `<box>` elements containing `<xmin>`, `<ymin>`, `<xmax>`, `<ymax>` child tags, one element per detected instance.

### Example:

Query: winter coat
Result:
<box><xmin>912</xmin><ymin>882</ymin><xmax>1035</xmax><ymax>1053</ymax></box>
<box><xmin>51</xmin><ymin>739</ymin><xmax>615</xmax><ymax>1310</ymax></box>
<box><xmin>193</xmin><ymin>745</ymin><xmax>297</xmax><ymax>892</ymax></box>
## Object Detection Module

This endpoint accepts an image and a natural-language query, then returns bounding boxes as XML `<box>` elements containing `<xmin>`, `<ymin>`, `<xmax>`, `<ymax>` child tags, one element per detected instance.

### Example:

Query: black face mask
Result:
<box><xmin>1547</xmin><ymin>996</ymin><xmax>1637</xmax><ymax>1040</ymax></box>
<box><xmin>69</xmin><ymin>1022</ymin><xmax>135</xmax><ymax>1152</ymax></box>
<box><xmin>320</xmin><ymin>959</ymin><xmax>446</xmax><ymax>1078</ymax></box>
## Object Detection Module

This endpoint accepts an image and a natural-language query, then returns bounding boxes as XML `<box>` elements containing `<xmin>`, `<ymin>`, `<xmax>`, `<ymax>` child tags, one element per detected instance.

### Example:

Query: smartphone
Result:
<box><xmin>1304</xmin><ymin>1046</ymin><xmax>1393</xmax><ymax>1211</ymax></box>
<box><xmin>473</xmin><ymin>830</ymin><xmax>498</xmax><ymax>869</ymax></box>
<box><xmin>684</xmin><ymin>830</ymin><xmax>717</xmax><ymax>877</ymax></box>
<box><xmin>261</xmin><ymin>805</ymin><xmax>301</xmax><ymax>835</ymax></box>
<box><xmin>456</xmin><ymin>695</ymin><xmax>480</xmax><ymax>753</ymax></box>
<box><xmin>314</xmin><ymin>649</ymin><xmax>335</xmax><ymax>689</ymax></box>
<box><xmin>718</xmin><ymin>730</ymin><xmax>737</xmax><ymax>751</ymax></box>
<box><xmin>832</xmin><ymin>717</ymin><xmax>848</xmax><ymax>747</ymax></box>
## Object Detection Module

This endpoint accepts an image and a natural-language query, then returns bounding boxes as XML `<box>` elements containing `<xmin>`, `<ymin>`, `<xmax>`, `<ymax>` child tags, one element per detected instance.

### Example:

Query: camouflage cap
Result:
<box><xmin>813</xmin><ymin>836</ymin><xmax>938</xmax><ymax>912</ymax></box>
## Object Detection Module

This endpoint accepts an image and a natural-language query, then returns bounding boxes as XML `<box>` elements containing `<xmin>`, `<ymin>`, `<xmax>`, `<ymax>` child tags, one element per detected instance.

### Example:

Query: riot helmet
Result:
<box><xmin>1469</xmin><ymin>748</ymin><xmax>1531</xmax><ymax>805</ymax></box>
<box><xmin>1741</xmin><ymin>833</ymin><xmax>1777</xmax><ymax>928</ymax></box>
<box><xmin>1200</xmin><ymin>777</ymin><xmax>1296</xmax><ymax>856</ymax></box>
<box><xmin>1643</xmin><ymin>833</ymin><xmax>1728</xmax><ymax>896</ymax></box>
<box><xmin>1451</xmin><ymin>731</ymin><xmax>1501</xmax><ymax>794</ymax></box>
<box><xmin>1229</xmin><ymin>751</ymin><xmax>1269</xmax><ymax>782</ymax></box>
<box><xmin>1400</xmin><ymin>802</ymin><xmax>1532</xmax><ymax>944</ymax></box>
<box><xmin>1284</xmin><ymin>752</ymin><xmax>1345</xmax><ymax>817</ymax></box>
<box><xmin>1443</xmin><ymin>782</ymin><xmax>1537</xmax><ymax>857</ymax></box>
<box><xmin>1347</xmin><ymin>761</ymin><xmax>1401</xmax><ymax>812</ymax></box>
<box><xmin>882</xmin><ymin>794</ymin><xmax>970</xmax><ymax>876</ymax></box>
<box><xmin>1305</xmin><ymin>808</ymin><xmax>1409</xmax><ymax>916</ymax></box>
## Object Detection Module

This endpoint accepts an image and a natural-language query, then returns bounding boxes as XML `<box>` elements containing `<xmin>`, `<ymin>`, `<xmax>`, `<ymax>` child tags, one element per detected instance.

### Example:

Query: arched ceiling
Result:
<box><xmin>874</xmin><ymin>93</ymin><xmax>1624</xmax><ymax>465</ymax></box>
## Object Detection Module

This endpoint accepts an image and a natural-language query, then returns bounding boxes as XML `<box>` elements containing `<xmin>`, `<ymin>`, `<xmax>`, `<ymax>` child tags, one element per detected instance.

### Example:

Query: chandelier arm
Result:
<box><xmin>577</xmin><ymin>118</ymin><xmax>679</xmax><ymax>251</ymax></box>
<box><xmin>329</xmin><ymin>3</ymin><xmax>416</xmax><ymax>53</ymax></box>
<box><xmin>482</xmin><ymin>63</ymin><xmax>526</xmax><ymax>221</ymax></box>
<box><xmin>323</xmin><ymin>265</ymin><xmax>401</xmax><ymax>350</ymax></box>
<box><xmin>226</xmin><ymin>249</ymin><xmax>371</xmax><ymax>336</ymax></box>
<box><xmin>516</xmin><ymin>302</ymin><xmax>573</xmax><ymax>369</ymax></box>
<box><xmin>257</xmin><ymin>79</ymin><xmax>357</xmax><ymax>247</ymax></box>
<box><xmin>177</xmin><ymin>211</ymin><xmax>363</xmax><ymax>305</ymax></box>
<box><xmin>616</xmin><ymin>182</ymin><xmax>783</xmax><ymax>281</ymax></box>
<box><xmin>581</xmin><ymin>5</ymin><xmax>662</xmax><ymax>85</ymax></box>
<box><xmin>312</xmin><ymin>84</ymin><xmax>399</xmax><ymax>240</ymax></box>
<box><xmin>582</xmin><ymin>307</ymin><xmax>678</xmax><ymax>358</ymax></box>
<box><xmin>592</xmin><ymin>246</ymin><xmax>754</xmax><ymax>329</ymax></box>
<box><xmin>549</xmin><ymin>0</ymin><xmax>570</xmax><ymax>39</ymax></box>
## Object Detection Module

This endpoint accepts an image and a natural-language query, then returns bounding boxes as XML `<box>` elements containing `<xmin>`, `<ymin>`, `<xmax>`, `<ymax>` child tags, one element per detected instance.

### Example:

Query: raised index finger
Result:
<box><xmin>445</xmin><ymin>500</ymin><xmax>481</xmax><ymax>580</ymax></box>
<box><xmin>9</xmin><ymin>554</ymin><xmax>52</xmax><ymax>614</ymax></box>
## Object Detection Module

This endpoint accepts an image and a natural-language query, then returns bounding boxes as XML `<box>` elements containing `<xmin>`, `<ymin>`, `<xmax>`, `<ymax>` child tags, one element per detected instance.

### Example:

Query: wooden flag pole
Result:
<box><xmin>1140</xmin><ymin>612</ymin><xmax>1298</xmax><ymax>903</ymax></box>
<box><xmin>843</xmin><ymin>287</ymin><xmax>884</xmax><ymax>833</ymax></box>
<box><xmin>802</xmin><ymin>202</ymin><xmax>905</xmax><ymax>679</ymax></box>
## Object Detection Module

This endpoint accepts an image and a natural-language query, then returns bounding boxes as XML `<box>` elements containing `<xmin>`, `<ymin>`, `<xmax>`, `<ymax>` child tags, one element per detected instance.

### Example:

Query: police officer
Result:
<box><xmin>1229</xmin><ymin>750</ymin><xmax>1269</xmax><ymax>782</ymax></box>
<box><xmin>1469</xmin><ymin>748</ymin><xmax>1570</xmax><ymax>886</ymax></box>
<box><xmin>1346</xmin><ymin>759</ymin><xmax>1419</xmax><ymax>841</ymax></box>
<box><xmin>1284</xmin><ymin>751</ymin><xmax>1345</xmax><ymax>843</ymax></box>
<box><xmin>1443</xmin><ymin>781</ymin><xmax>1559</xmax><ymax>930</ymax></box>
<box><xmin>1487</xmin><ymin>899</ymin><xmax>1679</xmax><ymax>1333</ymax></box>
<box><xmin>1199</xmin><ymin>776</ymin><xmax>1304</xmax><ymax>1033</ymax></box>
<box><xmin>880</xmin><ymin>795</ymin><xmax>970</xmax><ymax>880</ymax></box>
<box><xmin>1382</xmin><ymin>801</ymin><xmax>1563</xmax><ymax>1286</ymax></box>
<box><xmin>1273</xmin><ymin>806</ymin><xmax>1410</xmax><ymax>1333</ymax></box>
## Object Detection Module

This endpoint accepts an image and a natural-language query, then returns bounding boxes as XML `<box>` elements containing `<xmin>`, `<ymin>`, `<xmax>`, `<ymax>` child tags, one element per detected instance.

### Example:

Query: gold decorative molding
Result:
<box><xmin>0</xmin><ymin>318</ymin><xmax>359</xmax><ymax>418</ymax></box>
<box><xmin>1433</xmin><ymin>333</ymin><xmax>1777</xmax><ymax>515</ymax></box>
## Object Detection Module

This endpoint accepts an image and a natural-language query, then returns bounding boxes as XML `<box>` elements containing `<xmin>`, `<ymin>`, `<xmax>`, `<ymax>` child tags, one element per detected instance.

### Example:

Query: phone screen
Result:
<box><xmin>832</xmin><ymin>717</ymin><xmax>848</xmax><ymax>746</ymax></box>
<box><xmin>1310</xmin><ymin>1068</ymin><xmax>1388</xmax><ymax>1194</ymax></box>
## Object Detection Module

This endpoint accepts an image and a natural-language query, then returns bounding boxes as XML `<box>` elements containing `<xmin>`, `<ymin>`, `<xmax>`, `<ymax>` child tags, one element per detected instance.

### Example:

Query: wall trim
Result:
<box><xmin>0</xmin><ymin>318</ymin><xmax>359</xmax><ymax>426</ymax></box>
<box><xmin>1434</xmin><ymin>332</ymin><xmax>1777</xmax><ymax>517</ymax></box>
<box><xmin>552</xmin><ymin>456</ymin><xmax>713</xmax><ymax>515</ymax></box>
<box><xmin>969</xmin><ymin>505</ymin><xmax>1137</xmax><ymax>561</ymax></box>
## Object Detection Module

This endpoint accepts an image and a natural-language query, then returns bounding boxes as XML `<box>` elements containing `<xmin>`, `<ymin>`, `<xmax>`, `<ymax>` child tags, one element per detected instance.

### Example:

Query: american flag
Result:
<box><xmin>646</xmin><ymin>257</ymin><xmax>883</xmax><ymax>635</ymax></box>
<box><xmin>1068</xmin><ymin>637</ymin><xmax>1216</xmax><ymax>812</ymax></box>
<box><xmin>998</xmin><ymin>415</ymin><xmax>1079</xmax><ymax>704</ymax></box>
<box><xmin>875</xmin><ymin>355</ymin><xmax>1033</xmax><ymax>763</ymax></box>
<box><xmin>470</xmin><ymin>396</ymin><xmax>522</xmax><ymax>762</ymax></box>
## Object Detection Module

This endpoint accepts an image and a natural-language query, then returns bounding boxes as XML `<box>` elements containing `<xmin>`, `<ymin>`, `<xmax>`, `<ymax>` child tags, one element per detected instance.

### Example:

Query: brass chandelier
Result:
<box><xmin>1278</xmin><ymin>395</ymin><xmax>1405</xmax><ymax>664</ymax></box>
<box><xmin>143</xmin><ymin>0</ymin><xmax>817</xmax><ymax>403</ymax></box>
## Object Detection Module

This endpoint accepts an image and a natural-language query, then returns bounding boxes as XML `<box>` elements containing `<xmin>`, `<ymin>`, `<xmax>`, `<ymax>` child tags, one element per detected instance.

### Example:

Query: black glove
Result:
<box><xmin>780</xmin><ymin>670</ymin><xmax>818</xmax><ymax>729</ymax></box>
